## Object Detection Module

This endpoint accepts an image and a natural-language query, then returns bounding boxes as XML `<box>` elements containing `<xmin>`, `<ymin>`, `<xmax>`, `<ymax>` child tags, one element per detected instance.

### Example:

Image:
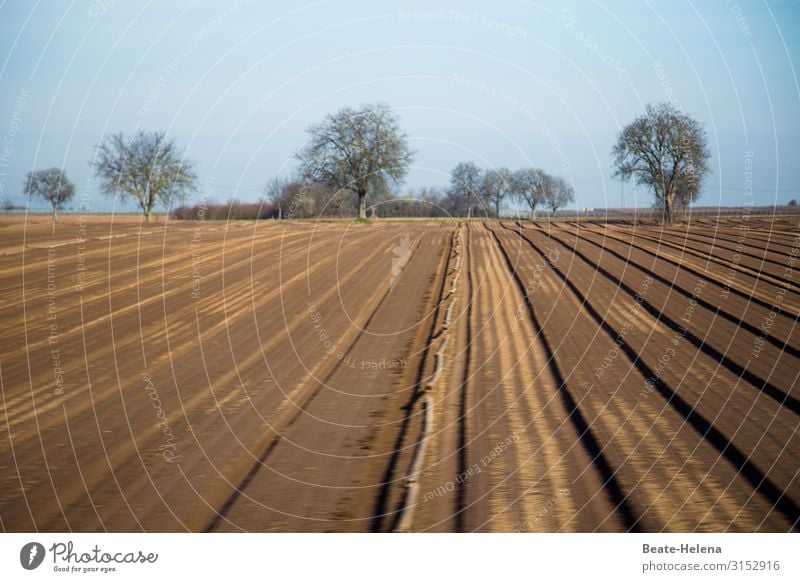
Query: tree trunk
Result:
<box><xmin>145</xmin><ymin>209</ymin><xmax>152</xmax><ymax>223</ymax></box>
<box><xmin>495</xmin><ymin>199</ymin><xmax>500</xmax><ymax>218</ymax></box>
<box><xmin>357</xmin><ymin>191</ymin><xmax>366</xmax><ymax>219</ymax></box>
<box><xmin>530</xmin><ymin>206</ymin><xmax>536</xmax><ymax>221</ymax></box>
<box><xmin>660</xmin><ymin>186</ymin><xmax>679</xmax><ymax>224</ymax></box>
<box><xmin>662</xmin><ymin>193</ymin><xmax>673</xmax><ymax>224</ymax></box>
<box><xmin>52</xmin><ymin>204</ymin><xmax>58</xmax><ymax>223</ymax></box>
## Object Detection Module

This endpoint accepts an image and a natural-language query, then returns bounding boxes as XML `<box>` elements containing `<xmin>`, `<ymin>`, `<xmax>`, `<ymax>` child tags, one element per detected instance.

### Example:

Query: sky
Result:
<box><xmin>0</xmin><ymin>0</ymin><xmax>798</xmax><ymax>213</ymax></box>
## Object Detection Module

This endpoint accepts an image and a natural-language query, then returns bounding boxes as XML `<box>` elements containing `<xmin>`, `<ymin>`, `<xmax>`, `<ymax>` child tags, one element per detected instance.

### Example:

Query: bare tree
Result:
<box><xmin>270</xmin><ymin>180</ymin><xmax>316</xmax><ymax>219</ymax></box>
<box><xmin>512</xmin><ymin>167</ymin><xmax>549</xmax><ymax>220</ymax></box>
<box><xmin>295</xmin><ymin>103</ymin><xmax>414</xmax><ymax>219</ymax></box>
<box><xmin>264</xmin><ymin>176</ymin><xmax>291</xmax><ymax>219</ymax></box>
<box><xmin>612</xmin><ymin>103</ymin><xmax>710</xmax><ymax>224</ymax></box>
<box><xmin>94</xmin><ymin>130</ymin><xmax>197</xmax><ymax>223</ymax></box>
<box><xmin>414</xmin><ymin>186</ymin><xmax>447</xmax><ymax>217</ymax></box>
<box><xmin>544</xmin><ymin>176</ymin><xmax>574</xmax><ymax>216</ymax></box>
<box><xmin>481</xmin><ymin>167</ymin><xmax>513</xmax><ymax>218</ymax></box>
<box><xmin>24</xmin><ymin>168</ymin><xmax>75</xmax><ymax>223</ymax></box>
<box><xmin>267</xmin><ymin>178</ymin><xmax>358</xmax><ymax>219</ymax></box>
<box><xmin>448</xmin><ymin>161</ymin><xmax>482</xmax><ymax>217</ymax></box>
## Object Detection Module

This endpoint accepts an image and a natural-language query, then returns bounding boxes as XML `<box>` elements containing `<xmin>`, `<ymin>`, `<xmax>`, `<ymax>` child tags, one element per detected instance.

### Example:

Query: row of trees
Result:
<box><xmin>22</xmin><ymin>101</ymin><xmax>711</xmax><ymax>224</ymax></box>
<box><xmin>261</xmin><ymin>163</ymin><xmax>574</xmax><ymax>219</ymax></box>
<box><xmin>445</xmin><ymin>162</ymin><xmax>574</xmax><ymax>218</ymax></box>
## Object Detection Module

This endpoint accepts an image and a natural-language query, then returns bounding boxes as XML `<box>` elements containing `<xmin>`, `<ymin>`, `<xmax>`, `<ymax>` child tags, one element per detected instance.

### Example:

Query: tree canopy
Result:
<box><xmin>481</xmin><ymin>167</ymin><xmax>513</xmax><ymax>218</ymax></box>
<box><xmin>295</xmin><ymin>103</ymin><xmax>414</xmax><ymax>219</ymax></box>
<box><xmin>448</xmin><ymin>161</ymin><xmax>483</xmax><ymax>217</ymax></box>
<box><xmin>545</xmin><ymin>176</ymin><xmax>575</xmax><ymax>215</ymax></box>
<box><xmin>94</xmin><ymin>130</ymin><xmax>196</xmax><ymax>222</ymax></box>
<box><xmin>612</xmin><ymin>103</ymin><xmax>710</xmax><ymax>223</ymax></box>
<box><xmin>24</xmin><ymin>168</ymin><xmax>75</xmax><ymax>222</ymax></box>
<box><xmin>511</xmin><ymin>168</ymin><xmax>549</xmax><ymax>220</ymax></box>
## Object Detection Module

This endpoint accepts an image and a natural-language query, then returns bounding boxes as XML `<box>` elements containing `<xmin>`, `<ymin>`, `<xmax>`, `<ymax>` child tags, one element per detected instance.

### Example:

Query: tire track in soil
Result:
<box><xmin>202</xmin><ymin>237</ymin><xmax>415</xmax><ymax>531</ymax></box>
<box><xmin>207</xmin><ymin>226</ymin><xmax>453</xmax><ymax>532</ymax></box>
<box><xmin>370</xmin><ymin>226</ymin><xmax>456</xmax><ymax>532</ymax></box>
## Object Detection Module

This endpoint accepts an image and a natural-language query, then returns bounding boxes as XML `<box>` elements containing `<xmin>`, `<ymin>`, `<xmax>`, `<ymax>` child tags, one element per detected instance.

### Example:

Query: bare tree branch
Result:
<box><xmin>24</xmin><ymin>168</ymin><xmax>75</xmax><ymax>223</ymax></box>
<box><xmin>93</xmin><ymin>130</ymin><xmax>197</xmax><ymax>223</ymax></box>
<box><xmin>295</xmin><ymin>103</ymin><xmax>414</xmax><ymax>219</ymax></box>
<box><xmin>612</xmin><ymin>103</ymin><xmax>710</xmax><ymax>223</ymax></box>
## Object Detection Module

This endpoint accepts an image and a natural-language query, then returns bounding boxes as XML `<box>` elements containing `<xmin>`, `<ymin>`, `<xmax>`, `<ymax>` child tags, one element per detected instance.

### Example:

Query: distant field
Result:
<box><xmin>0</xmin><ymin>216</ymin><xmax>797</xmax><ymax>532</ymax></box>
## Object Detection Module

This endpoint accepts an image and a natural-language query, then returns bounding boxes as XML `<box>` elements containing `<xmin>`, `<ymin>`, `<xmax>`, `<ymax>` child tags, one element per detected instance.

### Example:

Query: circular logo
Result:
<box><xmin>19</xmin><ymin>542</ymin><xmax>45</xmax><ymax>570</ymax></box>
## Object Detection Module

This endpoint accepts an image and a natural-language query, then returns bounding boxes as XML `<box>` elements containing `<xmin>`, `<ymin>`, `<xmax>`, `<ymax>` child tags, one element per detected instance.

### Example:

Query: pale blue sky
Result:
<box><xmin>1</xmin><ymin>0</ymin><xmax>798</xmax><ymax>213</ymax></box>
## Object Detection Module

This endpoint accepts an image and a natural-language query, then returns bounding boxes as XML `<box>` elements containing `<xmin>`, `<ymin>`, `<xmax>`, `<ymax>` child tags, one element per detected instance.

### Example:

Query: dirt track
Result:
<box><xmin>0</xmin><ymin>216</ymin><xmax>797</xmax><ymax>532</ymax></box>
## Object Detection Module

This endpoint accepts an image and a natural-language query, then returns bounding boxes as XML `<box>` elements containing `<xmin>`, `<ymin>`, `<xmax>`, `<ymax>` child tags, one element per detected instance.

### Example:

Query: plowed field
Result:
<box><xmin>1</xmin><ymin>216</ymin><xmax>797</xmax><ymax>532</ymax></box>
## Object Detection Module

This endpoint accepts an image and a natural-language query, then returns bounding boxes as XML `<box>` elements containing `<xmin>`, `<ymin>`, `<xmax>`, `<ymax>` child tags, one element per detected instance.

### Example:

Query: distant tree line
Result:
<box><xmin>174</xmin><ymin>103</ymin><xmax>576</xmax><ymax>221</ymax></box>
<box><xmin>248</xmin><ymin>162</ymin><xmax>575</xmax><ymax>220</ymax></box>
<box><xmin>171</xmin><ymin>200</ymin><xmax>276</xmax><ymax>221</ymax></box>
<box><xmin>442</xmin><ymin>162</ymin><xmax>574</xmax><ymax>218</ymax></box>
<box><xmin>19</xmin><ymin>101</ymin><xmax>719</xmax><ymax>225</ymax></box>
